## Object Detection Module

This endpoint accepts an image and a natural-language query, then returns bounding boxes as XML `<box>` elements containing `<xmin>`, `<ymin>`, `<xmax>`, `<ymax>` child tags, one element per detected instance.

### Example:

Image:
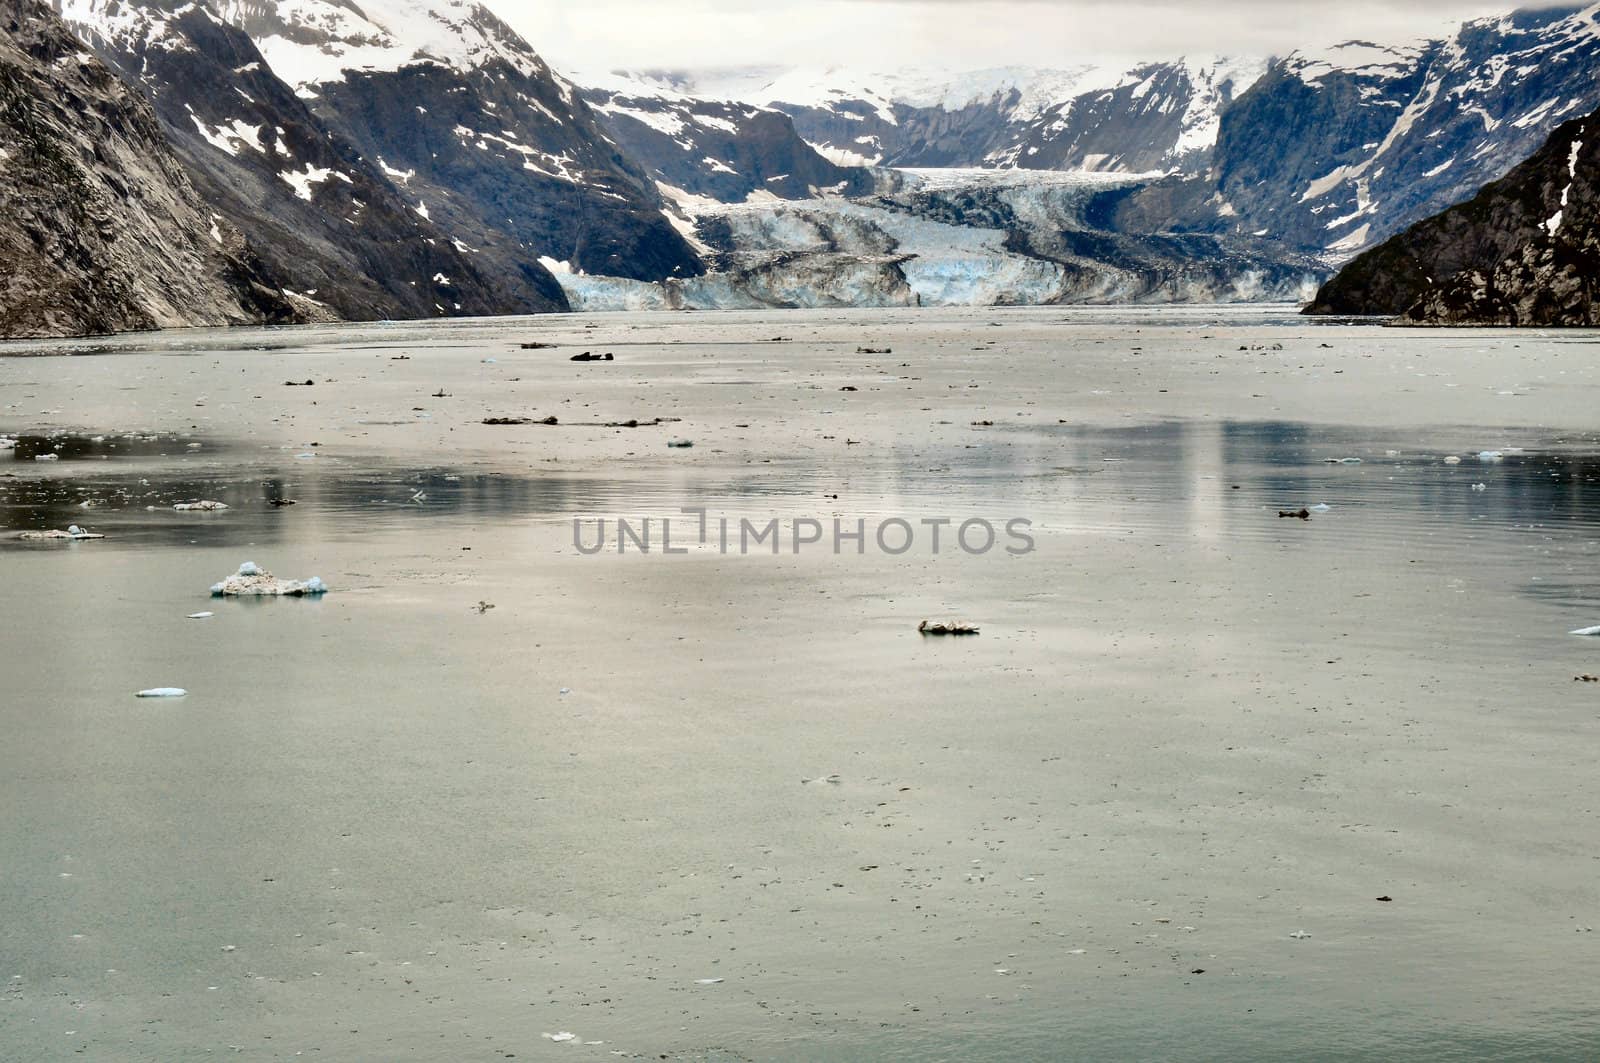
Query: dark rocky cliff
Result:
<box><xmin>0</xmin><ymin>0</ymin><xmax>296</xmax><ymax>339</ymax></box>
<box><xmin>1306</xmin><ymin>108</ymin><xmax>1599</xmax><ymax>324</ymax></box>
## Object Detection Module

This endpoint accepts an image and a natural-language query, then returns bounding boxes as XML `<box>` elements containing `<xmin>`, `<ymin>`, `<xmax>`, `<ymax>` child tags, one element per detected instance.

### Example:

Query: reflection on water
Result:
<box><xmin>8</xmin><ymin>422</ymin><xmax>1600</xmax><ymax>551</ymax></box>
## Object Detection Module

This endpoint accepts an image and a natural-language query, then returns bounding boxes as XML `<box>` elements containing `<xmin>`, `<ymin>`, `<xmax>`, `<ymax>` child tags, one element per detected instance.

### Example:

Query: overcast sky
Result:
<box><xmin>501</xmin><ymin>0</ymin><xmax>1550</xmax><ymax>76</ymax></box>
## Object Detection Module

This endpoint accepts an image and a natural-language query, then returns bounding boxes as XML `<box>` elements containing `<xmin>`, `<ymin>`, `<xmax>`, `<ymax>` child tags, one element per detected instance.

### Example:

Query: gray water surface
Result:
<box><xmin>2</xmin><ymin>310</ymin><xmax>1597</xmax><ymax>1061</ymax></box>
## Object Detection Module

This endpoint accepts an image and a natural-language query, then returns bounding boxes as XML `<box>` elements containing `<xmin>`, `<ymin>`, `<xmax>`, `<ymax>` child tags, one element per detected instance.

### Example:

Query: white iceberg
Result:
<box><xmin>174</xmin><ymin>500</ymin><xmax>229</xmax><ymax>511</ymax></box>
<box><xmin>1571</xmin><ymin>626</ymin><xmax>1600</xmax><ymax>636</ymax></box>
<box><xmin>136</xmin><ymin>688</ymin><xmax>187</xmax><ymax>698</ymax></box>
<box><xmin>210</xmin><ymin>562</ymin><xmax>328</xmax><ymax>597</ymax></box>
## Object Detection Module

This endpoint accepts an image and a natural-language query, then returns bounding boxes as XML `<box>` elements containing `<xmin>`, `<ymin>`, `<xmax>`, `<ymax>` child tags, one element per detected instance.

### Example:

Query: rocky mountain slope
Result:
<box><xmin>58</xmin><ymin>0</ymin><xmax>561</xmax><ymax>321</ymax></box>
<box><xmin>1306</xmin><ymin>107</ymin><xmax>1598</xmax><ymax>324</ymax></box>
<box><xmin>211</xmin><ymin>0</ymin><xmax>703</xmax><ymax>283</ymax></box>
<box><xmin>1</xmin><ymin>0</ymin><xmax>295</xmax><ymax>339</ymax></box>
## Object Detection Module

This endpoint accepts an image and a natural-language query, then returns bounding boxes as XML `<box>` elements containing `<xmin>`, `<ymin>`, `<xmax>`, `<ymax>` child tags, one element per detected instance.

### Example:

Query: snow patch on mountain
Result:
<box><xmin>214</xmin><ymin>0</ymin><xmax>547</xmax><ymax>85</ymax></box>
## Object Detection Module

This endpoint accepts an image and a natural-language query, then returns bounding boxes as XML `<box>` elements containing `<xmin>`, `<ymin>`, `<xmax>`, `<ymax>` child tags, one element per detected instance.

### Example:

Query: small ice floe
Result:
<box><xmin>694</xmin><ymin>977</ymin><xmax>724</xmax><ymax>984</ymax></box>
<box><xmin>666</xmin><ymin>438</ymin><xmax>694</xmax><ymax>448</ymax></box>
<box><xmin>210</xmin><ymin>562</ymin><xmax>328</xmax><ymax>597</ymax></box>
<box><xmin>136</xmin><ymin>688</ymin><xmax>187</xmax><ymax>698</ymax></box>
<box><xmin>34</xmin><ymin>453</ymin><xmax>59</xmax><ymax>462</ymax></box>
<box><xmin>1477</xmin><ymin>451</ymin><xmax>1504</xmax><ymax>462</ymax></box>
<box><xmin>1471</xmin><ymin>483</ymin><xmax>1488</xmax><ymax>492</ymax></box>
<box><xmin>1309</xmin><ymin>503</ymin><xmax>1332</xmax><ymax>512</ymax></box>
<box><xmin>1570</xmin><ymin>626</ymin><xmax>1600</xmax><ymax>637</ymax></box>
<box><xmin>174</xmin><ymin>500</ymin><xmax>228</xmax><ymax>511</ymax></box>
<box><xmin>18</xmin><ymin>525</ymin><xmax>104</xmax><ymax>541</ymax></box>
<box><xmin>187</xmin><ymin>612</ymin><xmax>214</xmax><ymax>620</ymax></box>
<box><xmin>919</xmin><ymin>620</ymin><xmax>979</xmax><ymax>636</ymax></box>
<box><xmin>1323</xmin><ymin>457</ymin><xmax>1362</xmax><ymax>464</ymax></box>
<box><xmin>1443</xmin><ymin>456</ymin><xmax>1462</xmax><ymax>465</ymax></box>
<box><xmin>542</xmin><ymin>1032</ymin><xmax>575</xmax><ymax>1042</ymax></box>
<box><xmin>1289</xmin><ymin>930</ymin><xmax>1312</xmax><ymax>940</ymax></box>
<box><xmin>295</xmin><ymin>452</ymin><xmax>316</xmax><ymax>460</ymax></box>
<box><xmin>0</xmin><ymin>435</ymin><xmax>15</xmax><ymax>450</ymax></box>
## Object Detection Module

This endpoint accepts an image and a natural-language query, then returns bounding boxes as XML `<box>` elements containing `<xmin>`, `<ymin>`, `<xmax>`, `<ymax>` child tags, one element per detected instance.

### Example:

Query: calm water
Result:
<box><xmin>2</xmin><ymin>312</ymin><xmax>1598</xmax><ymax>1061</ymax></box>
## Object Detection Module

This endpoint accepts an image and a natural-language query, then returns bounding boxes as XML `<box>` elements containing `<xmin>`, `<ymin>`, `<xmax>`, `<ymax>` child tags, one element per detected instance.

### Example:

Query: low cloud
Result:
<box><xmin>502</xmin><ymin>0</ymin><xmax>1534</xmax><ymax>76</ymax></box>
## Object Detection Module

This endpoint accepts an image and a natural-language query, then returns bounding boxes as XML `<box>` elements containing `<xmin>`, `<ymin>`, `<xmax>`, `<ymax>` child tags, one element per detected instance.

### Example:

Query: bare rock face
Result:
<box><xmin>0</xmin><ymin>0</ymin><xmax>297</xmax><ymax>338</ymax></box>
<box><xmin>1307</xmin><ymin>109</ymin><xmax>1599</xmax><ymax>325</ymax></box>
<box><xmin>58</xmin><ymin>0</ymin><xmax>565</xmax><ymax>320</ymax></box>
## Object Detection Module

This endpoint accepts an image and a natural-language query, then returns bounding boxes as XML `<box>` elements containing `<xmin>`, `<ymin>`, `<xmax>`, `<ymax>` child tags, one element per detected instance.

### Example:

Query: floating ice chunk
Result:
<box><xmin>0</xmin><ymin>436</ymin><xmax>15</xmax><ymax>450</ymax></box>
<box><xmin>295</xmin><ymin>452</ymin><xmax>316</xmax><ymax>459</ymax></box>
<box><xmin>187</xmin><ymin>612</ymin><xmax>215</xmax><ymax>619</ymax></box>
<box><xmin>18</xmin><ymin>526</ymin><xmax>104</xmax><ymax>540</ymax></box>
<box><xmin>136</xmin><ymin>688</ymin><xmax>187</xmax><ymax>698</ymax></box>
<box><xmin>1471</xmin><ymin>483</ymin><xmax>1487</xmax><ymax>492</ymax></box>
<box><xmin>174</xmin><ymin>500</ymin><xmax>229</xmax><ymax>511</ymax></box>
<box><xmin>1323</xmin><ymin>457</ymin><xmax>1362</xmax><ymax>464</ymax></box>
<box><xmin>1289</xmin><ymin>930</ymin><xmax>1312</xmax><ymax>940</ymax></box>
<box><xmin>1571</xmin><ymin>626</ymin><xmax>1600</xmax><ymax>636</ymax></box>
<box><xmin>34</xmin><ymin>453</ymin><xmax>58</xmax><ymax>461</ymax></box>
<box><xmin>211</xmin><ymin>562</ymin><xmax>328</xmax><ymax>597</ymax></box>
<box><xmin>542</xmin><ymin>1032</ymin><xmax>576</xmax><ymax>1042</ymax></box>
<box><xmin>694</xmin><ymin>978</ymin><xmax>724</xmax><ymax>984</ymax></box>
<box><xmin>1443</xmin><ymin>456</ymin><xmax>1462</xmax><ymax>465</ymax></box>
<box><xmin>1309</xmin><ymin>503</ymin><xmax>1331</xmax><ymax>512</ymax></box>
<box><xmin>1477</xmin><ymin>451</ymin><xmax>1504</xmax><ymax>462</ymax></box>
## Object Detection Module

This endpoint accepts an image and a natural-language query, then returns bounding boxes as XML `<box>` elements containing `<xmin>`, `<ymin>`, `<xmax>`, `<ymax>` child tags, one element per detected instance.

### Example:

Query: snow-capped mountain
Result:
<box><xmin>209</xmin><ymin>0</ymin><xmax>703</xmax><ymax>282</ymax></box>
<box><xmin>601</xmin><ymin>59</ymin><xmax>1264</xmax><ymax>174</ymax></box>
<box><xmin>56</xmin><ymin>0</ymin><xmax>561</xmax><ymax>321</ymax></box>
<box><xmin>578</xmin><ymin>75</ymin><xmax>877</xmax><ymax>206</ymax></box>
<box><xmin>1209</xmin><ymin>4</ymin><xmax>1600</xmax><ymax>255</ymax></box>
<box><xmin>613</xmin><ymin>6</ymin><xmax>1600</xmax><ymax>263</ymax></box>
